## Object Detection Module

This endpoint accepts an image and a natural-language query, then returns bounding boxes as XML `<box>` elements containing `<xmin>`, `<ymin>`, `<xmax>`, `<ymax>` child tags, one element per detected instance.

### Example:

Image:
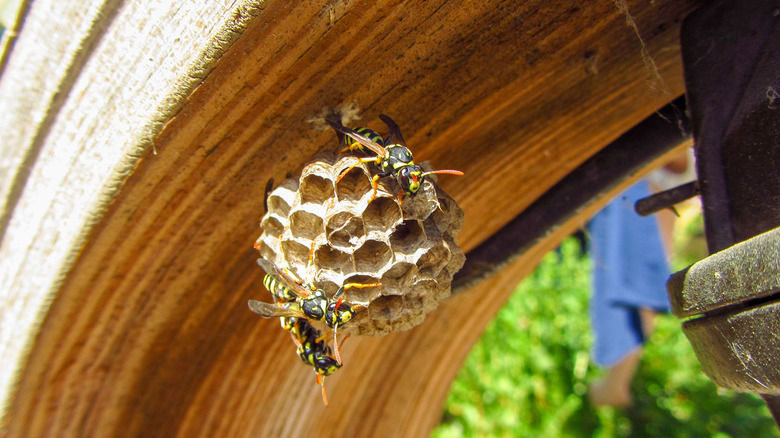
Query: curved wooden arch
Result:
<box><xmin>0</xmin><ymin>0</ymin><xmax>700</xmax><ymax>436</ymax></box>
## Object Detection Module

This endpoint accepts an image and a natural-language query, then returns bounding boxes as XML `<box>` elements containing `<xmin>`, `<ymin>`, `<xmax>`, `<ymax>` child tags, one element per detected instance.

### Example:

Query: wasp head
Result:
<box><xmin>314</xmin><ymin>355</ymin><xmax>341</xmax><ymax>376</ymax></box>
<box><xmin>325</xmin><ymin>300</ymin><xmax>358</xmax><ymax>328</ymax></box>
<box><xmin>397</xmin><ymin>165</ymin><xmax>424</xmax><ymax>196</ymax></box>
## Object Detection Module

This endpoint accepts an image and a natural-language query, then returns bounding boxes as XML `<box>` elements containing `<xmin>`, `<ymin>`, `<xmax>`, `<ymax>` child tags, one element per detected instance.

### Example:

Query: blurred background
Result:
<box><xmin>434</xmin><ymin>201</ymin><xmax>780</xmax><ymax>437</ymax></box>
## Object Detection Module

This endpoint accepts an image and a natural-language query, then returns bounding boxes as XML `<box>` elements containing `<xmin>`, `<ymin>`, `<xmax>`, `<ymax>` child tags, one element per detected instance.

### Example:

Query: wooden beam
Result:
<box><xmin>0</xmin><ymin>0</ymin><xmax>261</xmax><ymax>419</ymax></box>
<box><xmin>1</xmin><ymin>0</ymin><xmax>702</xmax><ymax>435</ymax></box>
<box><xmin>454</xmin><ymin>98</ymin><xmax>691</xmax><ymax>291</ymax></box>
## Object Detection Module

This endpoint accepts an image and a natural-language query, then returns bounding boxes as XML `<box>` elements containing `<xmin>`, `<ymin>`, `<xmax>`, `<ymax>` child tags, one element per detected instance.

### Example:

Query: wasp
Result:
<box><xmin>341</xmin><ymin>126</ymin><xmax>384</xmax><ymax>147</ymax></box>
<box><xmin>256</xmin><ymin>259</ymin><xmax>329</xmax><ymax>321</ymax></box>
<box><xmin>327</xmin><ymin>114</ymin><xmax>464</xmax><ymax>203</ymax></box>
<box><xmin>281</xmin><ymin>316</ymin><xmax>343</xmax><ymax>405</ymax></box>
<box><xmin>250</xmin><ymin>257</ymin><xmax>379</xmax><ymax>363</ymax></box>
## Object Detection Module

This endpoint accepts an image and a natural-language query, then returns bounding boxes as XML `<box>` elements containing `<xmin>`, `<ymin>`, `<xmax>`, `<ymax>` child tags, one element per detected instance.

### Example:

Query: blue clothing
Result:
<box><xmin>588</xmin><ymin>180</ymin><xmax>671</xmax><ymax>367</ymax></box>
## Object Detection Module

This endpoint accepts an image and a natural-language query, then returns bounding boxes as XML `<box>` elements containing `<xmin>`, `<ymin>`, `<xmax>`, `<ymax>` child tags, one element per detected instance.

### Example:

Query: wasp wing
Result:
<box><xmin>326</xmin><ymin>118</ymin><xmax>386</xmax><ymax>156</ymax></box>
<box><xmin>248</xmin><ymin>300</ymin><xmax>307</xmax><ymax>319</ymax></box>
<box><xmin>256</xmin><ymin>258</ymin><xmax>312</xmax><ymax>298</ymax></box>
<box><xmin>378</xmin><ymin>114</ymin><xmax>406</xmax><ymax>146</ymax></box>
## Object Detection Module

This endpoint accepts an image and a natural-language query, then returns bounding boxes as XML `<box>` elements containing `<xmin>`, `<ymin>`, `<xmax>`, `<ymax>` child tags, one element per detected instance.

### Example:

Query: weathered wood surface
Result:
<box><xmin>0</xmin><ymin>0</ymin><xmax>700</xmax><ymax>436</ymax></box>
<box><xmin>0</xmin><ymin>0</ymin><xmax>261</xmax><ymax>422</ymax></box>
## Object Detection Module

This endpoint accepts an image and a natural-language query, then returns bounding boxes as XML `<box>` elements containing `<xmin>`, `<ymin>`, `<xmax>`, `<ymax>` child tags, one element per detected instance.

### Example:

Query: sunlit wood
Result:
<box><xmin>0</xmin><ymin>0</ymin><xmax>701</xmax><ymax>435</ymax></box>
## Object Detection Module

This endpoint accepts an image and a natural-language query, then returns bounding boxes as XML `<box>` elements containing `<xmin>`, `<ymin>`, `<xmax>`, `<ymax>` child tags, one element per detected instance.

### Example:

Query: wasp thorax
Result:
<box><xmin>257</xmin><ymin>150</ymin><xmax>464</xmax><ymax>336</ymax></box>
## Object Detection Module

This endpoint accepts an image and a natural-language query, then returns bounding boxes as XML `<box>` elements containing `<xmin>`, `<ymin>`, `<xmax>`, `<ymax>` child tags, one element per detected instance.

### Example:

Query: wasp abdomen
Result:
<box><xmin>341</xmin><ymin>127</ymin><xmax>384</xmax><ymax>151</ymax></box>
<box><xmin>263</xmin><ymin>275</ymin><xmax>297</xmax><ymax>302</ymax></box>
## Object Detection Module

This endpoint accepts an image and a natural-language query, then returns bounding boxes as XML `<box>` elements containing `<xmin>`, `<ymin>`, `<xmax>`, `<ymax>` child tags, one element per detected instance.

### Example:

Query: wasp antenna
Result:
<box><xmin>332</xmin><ymin>328</ymin><xmax>353</xmax><ymax>366</ymax></box>
<box><xmin>318</xmin><ymin>373</ymin><xmax>329</xmax><ymax>406</ymax></box>
<box><xmin>330</xmin><ymin>295</ymin><xmax>346</xmax><ymax>364</ymax></box>
<box><xmin>421</xmin><ymin>169</ymin><xmax>464</xmax><ymax>177</ymax></box>
<box><xmin>338</xmin><ymin>282</ymin><xmax>382</xmax><ymax>294</ymax></box>
<box><xmin>333</xmin><ymin>325</ymin><xmax>342</xmax><ymax>365</ymax></box>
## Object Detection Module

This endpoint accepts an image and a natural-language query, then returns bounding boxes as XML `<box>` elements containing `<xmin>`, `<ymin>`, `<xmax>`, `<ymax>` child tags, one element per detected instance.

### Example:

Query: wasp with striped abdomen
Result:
<box><xmin>280</xmin><ymin>315</ymin><xmax>343</xmax><ymax>405</ymax></box>
<box><xmin>249</xmin><ymin>257</ymin><xmax>379</xmax><ymax>363</ymax></box>
<box><xmin>327</xmin><ymin>114</ymin><xmax>464</xmax><ymax>203</ymax></box>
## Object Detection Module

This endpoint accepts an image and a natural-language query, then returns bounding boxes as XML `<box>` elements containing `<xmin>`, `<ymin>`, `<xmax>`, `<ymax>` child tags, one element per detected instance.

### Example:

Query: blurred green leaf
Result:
<box><xmin>433</xmin><ymin>237</ymin><xmax>778</xmax><ymax>437</ymax></box>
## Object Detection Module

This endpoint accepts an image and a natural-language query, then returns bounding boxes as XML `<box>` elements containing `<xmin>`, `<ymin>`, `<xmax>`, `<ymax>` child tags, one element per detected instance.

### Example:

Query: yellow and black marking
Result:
<box><xmin>338</xmin><ymin>126</ymin><xmax>384</xmax><ymax>153</ymax></box>
<box><xmin>263</xmin><ymin>274</ymin><xmax>298</xmax><ymax>302</ymax></box>
<box><xmin>249</xmin><ymin>257</ymin><xmax>382</xmax><ymax>405</ymax></box>
<box><xmin>327</xmin><ymin>114</ymin><xmax>464</xmax><ymax>202</ymax></box>
<box><xmin>255</xmin><ymin>258</ymin><xmax>329</xmax><ymax>322</ymax></box>
<box><xmin>283</xmin><ymin>316</ymin><xmax>342</xmax><ymax>406</ymax></box>
<box><xmin>254</xmin><ymin>258</ymin><xmax>377</xmax><ymax>334</ymax></box>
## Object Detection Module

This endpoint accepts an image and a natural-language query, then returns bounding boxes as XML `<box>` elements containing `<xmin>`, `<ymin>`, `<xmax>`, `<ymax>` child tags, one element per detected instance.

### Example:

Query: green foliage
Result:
<box><xmin>433</xmin><ymin>238</ymin><xmax>778</xmax><ymax>438</ymax></box>
<box><xmin>671</xmin><ymin>208</ymin><xmax>708</xmax><ymax>271</ymax></box>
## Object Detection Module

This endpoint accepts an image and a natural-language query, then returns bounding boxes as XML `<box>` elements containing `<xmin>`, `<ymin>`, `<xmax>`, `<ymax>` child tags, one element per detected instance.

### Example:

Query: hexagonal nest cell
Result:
<box><xmin>255</xmin><ymin>150</ymin><xmax>465</xmax><ymax>336</ymax></box>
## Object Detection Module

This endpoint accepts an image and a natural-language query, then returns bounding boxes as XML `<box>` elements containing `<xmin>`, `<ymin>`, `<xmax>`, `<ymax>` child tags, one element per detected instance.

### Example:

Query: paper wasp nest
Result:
<box><xmin>256</xmin><ymin>151</ymin><xmax>465</xmax><ymax>336</ymax></box>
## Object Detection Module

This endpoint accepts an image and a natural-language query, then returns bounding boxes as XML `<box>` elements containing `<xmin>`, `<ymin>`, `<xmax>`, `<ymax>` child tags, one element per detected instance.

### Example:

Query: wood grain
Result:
<box><xmin>1</xmin><ymin>0</ymin><xmax>702</xmax><ymax>435</ymax></box>
<box><xmin>0</xmin><ymin>0</ymin><xmax>261</xmax><ymax>421</ymax></box>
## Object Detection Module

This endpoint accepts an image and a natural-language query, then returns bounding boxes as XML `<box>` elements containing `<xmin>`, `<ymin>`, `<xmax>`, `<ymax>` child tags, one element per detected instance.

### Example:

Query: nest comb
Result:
<box><xmin>256</xmin><ymin>150</ymin><xmax>465</xmax><ymax>336</ymax></box>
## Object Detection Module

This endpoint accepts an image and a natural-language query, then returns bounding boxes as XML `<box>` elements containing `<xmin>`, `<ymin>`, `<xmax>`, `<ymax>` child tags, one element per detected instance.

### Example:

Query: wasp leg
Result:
<box><xmin>288</xmin><ymin>327</ymin><xmax>303</xmax><ymax>349</ymax></box>
<box><xmin>303</xmin><ymin>241</ymin><xmax>320</xmax><ymax>289</ymax></box>
<box><xmin>278</xmin><ymin>248</ymin><xmax>301</xmax><ymax>282</ymax></box>
<box><xmin>338</xmin><ymin>142</ymin><xmax>365</xmax><ymax>154</ymax></box>
<box><xmin>314</xmin><ymin>326</ymin><xmax>346</xmax><ymax>365</ymax></box>
<box><xmin>315</xmin><ymin>329</ymin><xmax>332</xmax><ymax>345</ymax></box>
<box><xmin>330</xmin><ymin>293</ymin><xmax>368</xmax><ymax>364</ymax></box>
<box><xmin>329</xmin><ymin>283</ymin><xmax>379</xmax><ymax>363</ymax></box>
<box><xmin>336</xmin><ymin>156</ymin><xmax>380</xmax><ymax>184</ymax></box>
<box><xmin>280</xmin><ymin>268</ymin><xmax>315</xmax><ymax>296</ymax></box>
<box><xmin>334</xmin><ymin>282</ymin><xmax>382</xmax><ymax>299</ymax></box>
<box><xmin>283</xmin><ymin>268</ymin><xmax>313</xmax><ymax>297</ymax></box>
<box><xmin>275</xmin><ymin>296</ymin><xmax>290</xmax><ymax>332</ymax></box>
<box><xmin>369</xmin><ymin>171</ymin><xmax>394</xmax><ymax>203</ymax></box>
<box><xmin>282</xmin><ymin>268</ymin><xmax>301</xmax><ymax>284</ymax></box>
<box><xmin>366</xmin><ymin>174</ymin><xmax>382</xmax><ymax>203</ymax></box>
